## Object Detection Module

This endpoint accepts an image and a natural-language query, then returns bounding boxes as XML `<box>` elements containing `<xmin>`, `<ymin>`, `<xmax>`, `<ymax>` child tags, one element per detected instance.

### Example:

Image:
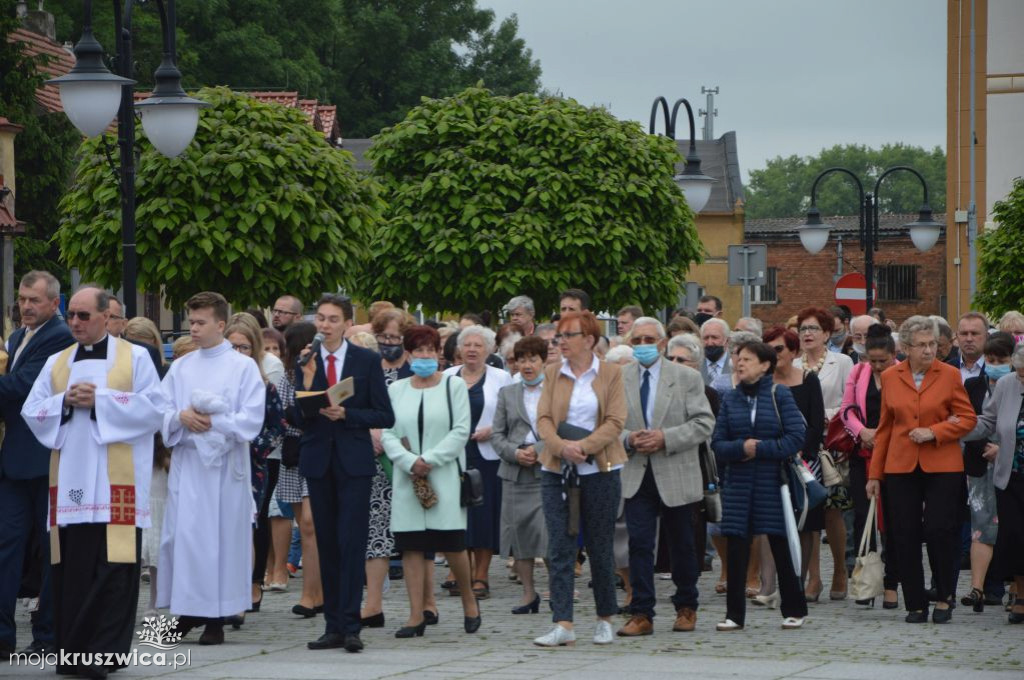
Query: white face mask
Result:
<box><xmin>853</xmin><ymin>343</ymin><xmax>866</xmax><ymax>356</ymax></box>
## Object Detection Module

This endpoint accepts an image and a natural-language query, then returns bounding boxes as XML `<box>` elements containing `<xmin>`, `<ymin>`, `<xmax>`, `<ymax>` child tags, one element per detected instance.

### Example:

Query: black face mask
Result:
<box><xmin>693</xmin><ymin>312</ymin><xmax>713</xmax><ymax>327</ymax></box>
<box><xmin>379</xmin><ymin>343</ymin><xmax>404</xmax><ymax>362</ymax></box>
<box><xmin>704</xmin><ymin>345</ymin><xmax>725</xmax><ymax>362</ymax></box>
<box><xmin>739</xmin><ymin>380</ymin><xmax>760</xmax><ymax>397</ymax></box>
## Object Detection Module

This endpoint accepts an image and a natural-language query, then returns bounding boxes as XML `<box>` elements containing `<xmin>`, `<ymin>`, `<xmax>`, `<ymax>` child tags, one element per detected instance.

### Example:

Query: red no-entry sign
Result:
<box><xmin>834</xmin><ymin>273</ymin><xmax>877</xmax><ymax>315</ymax></box>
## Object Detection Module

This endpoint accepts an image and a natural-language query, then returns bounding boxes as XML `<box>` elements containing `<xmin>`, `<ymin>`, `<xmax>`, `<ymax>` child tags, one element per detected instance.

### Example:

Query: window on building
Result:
<box><xmin>876</xmin><ymin>264</ymin><xmax>918</xmax><ymax>301</ymax></box>
<box><xmin>750</xmin><ymin>267</ymin><xmax>778</xmax><ymax>304</ymax></box>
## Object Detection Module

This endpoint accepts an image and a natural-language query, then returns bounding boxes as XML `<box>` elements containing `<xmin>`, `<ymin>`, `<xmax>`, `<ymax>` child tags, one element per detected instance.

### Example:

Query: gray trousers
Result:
<box><xmin>541</xmin><ymin>470</ymin><xmax>621</xmax><ymax>622</ymax></box>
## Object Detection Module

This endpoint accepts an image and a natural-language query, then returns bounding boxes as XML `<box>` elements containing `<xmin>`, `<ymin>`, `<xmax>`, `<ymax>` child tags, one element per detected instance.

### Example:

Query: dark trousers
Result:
<box><xmin>995</xmin><ymin>472</ymin><xmax>1024</xmax><ymax>578</ymax></box>
<box><xmin>726</xmin><ymin>534</ymin><xmax>806</xmax><ymax>626</ymax></box>
<box><xmin>252</xmin><ymin>459</ymin><xmax>281</xmax><ymax>584</ymax></box>
<box><xmin>885</xmin><ymin>468</ymin><xmax>962</xmax><ymax>612</ymax></box>
<box><xmin>625</xmin><ymin>466</ymin><xmax>699</xmax><ymax>618</ymax></box>
<box><xmin>307</xmin><ymin>458</ymin><xmax>372</xmax><ymax>635</ymax></box>
<box><xmin>0</xmin><ymin>476</ymin><xmax>53</xmax><ymax>647</ymax></box>
<box><xmin>541</xmin><ymin>470</ymin><xmax>620</xmax><ymax>623</ymax></box>
<box><xmin>53</xmin><ymin>524</ymin><xmax>141</xmax><ymax>673</ymax></box>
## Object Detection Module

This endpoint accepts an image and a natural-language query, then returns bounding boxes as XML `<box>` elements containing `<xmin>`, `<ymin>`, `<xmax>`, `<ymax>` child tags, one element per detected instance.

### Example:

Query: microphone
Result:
<box><xmin>299</xmin><ymin>333</ymin><xmax>325</xmax><ymax>367</ymax></box>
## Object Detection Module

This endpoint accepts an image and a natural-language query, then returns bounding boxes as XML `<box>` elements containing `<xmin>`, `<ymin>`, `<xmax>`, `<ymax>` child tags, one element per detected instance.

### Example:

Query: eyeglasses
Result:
<box><xmin>910</xmin><ymin>341</ymin><xmax>938</xmax><ymax>350</ymax></box>
<box><xmin>231</xmin><ymin>343</ymin><xmax>253</xmax><ymax>353</ymax></box>
<box><xmin>769</xmin><ymin>344</ymin><xmax>787</xmax><ymax>353</ymax></box>
<box><xmin>629</xmin><ymin>335</ymin><xmax>660</xmax><ymax>346</ymax></box>
<box><xmin>271</xmin><ymin>309</ymin><xmax>298</xmax><ymax>317</ymax></box>
<box><xmin>109</xmin><ymin>314</ymin><xmax>125</xmax><ymax>321</ymax></box>
<box><xmin>554</xmin><ymin>331</ymin><xmax>584</xmax><ymax>341</ymax></box>
<box><xmin>66</xmin><ymin>311</ymin><xmax>92</xmax><ymax>321</ymax></box>
<box><xmin>375</xmin><ymin>334</ymin><xmax>403</xmax><ymax>344</ymax></box>
<box><xmin>798</xmin><ymin>325</ymin><xmax>822</xmax><ymax>334</ymax></box>
<box><xmin>667</xmin><ymin>355</ymin><xmax>690</xmax><ymax>364</ymax></box>
<box><xmin>547</xmin><ymin>338</ymin><xmax>560</xmax><ymax>346</ymax></box>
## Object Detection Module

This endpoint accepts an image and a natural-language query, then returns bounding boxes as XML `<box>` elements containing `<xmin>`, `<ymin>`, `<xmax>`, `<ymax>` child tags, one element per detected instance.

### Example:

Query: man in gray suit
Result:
<box><xmin>617</xmin><ymin>318</ymin><xmax>715</xmax><ymax>636</ymax></box>
<box><xmin>700</xmin><ymin>317</ymin><xmax>732</xmax><ymax>394</ymax></box>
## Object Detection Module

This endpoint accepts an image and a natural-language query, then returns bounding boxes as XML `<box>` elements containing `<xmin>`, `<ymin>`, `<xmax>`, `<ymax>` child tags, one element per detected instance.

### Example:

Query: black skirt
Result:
<box><xmin>394</xmin><ymin>529</ymin><xmax>465</xmax><ymax>553</ymax></box>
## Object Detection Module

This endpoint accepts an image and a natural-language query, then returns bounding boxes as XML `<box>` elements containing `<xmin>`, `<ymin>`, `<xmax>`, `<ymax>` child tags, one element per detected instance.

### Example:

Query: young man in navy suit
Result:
<box><xmin>294</xmin><ymin>294</ymin><xmax>394</xmax><ymax>653</ymax></box>
<box><xmin>0</xmin><ymin>271</ymin><xmax>74</xmax><ymax>656</ymax></box>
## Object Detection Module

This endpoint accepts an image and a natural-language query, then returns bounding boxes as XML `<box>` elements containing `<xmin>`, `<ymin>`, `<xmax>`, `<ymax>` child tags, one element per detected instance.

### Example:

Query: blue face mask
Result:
<box><xmin>987</xmin><ymin>363</ymin><xmax>1012</xmax><ymax>381</ymax></box>
<box><xmin>522</xmin><ymin>373</ymin><xmax>544</xmax><ymax>387</ymax></box>
<box><xmin>633</xmin><ymin>343</ymin><xmax>661</xmax><ymax>366</ymax></box>
<box><xmin>410</xmin><ymin>358</ymin><xmax>438</xmax><ymax>377</ymax></box>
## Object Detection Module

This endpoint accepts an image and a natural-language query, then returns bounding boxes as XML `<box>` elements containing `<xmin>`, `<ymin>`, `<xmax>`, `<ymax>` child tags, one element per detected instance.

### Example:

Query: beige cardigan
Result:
<box><xmin>536</xmin><ymin>356</ymin><xmax>627</xmax><ymax>473</ymax></box>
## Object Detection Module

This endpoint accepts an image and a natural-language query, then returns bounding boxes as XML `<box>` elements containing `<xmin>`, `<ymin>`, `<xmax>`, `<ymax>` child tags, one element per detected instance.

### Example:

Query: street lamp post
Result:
<box><xmin>649</xmin><ymin>96</ymin><xmax>716</xmax><ymax>214</ymax></box>
<box><xmin>47</xmin><ymin>0</ymin><xmax>207</xmax><ymax>318</ymax></box>
<box><xmin>798</xmin><ymin>166</ymin><xmax>943</xmax><ymax>311</ymax></box>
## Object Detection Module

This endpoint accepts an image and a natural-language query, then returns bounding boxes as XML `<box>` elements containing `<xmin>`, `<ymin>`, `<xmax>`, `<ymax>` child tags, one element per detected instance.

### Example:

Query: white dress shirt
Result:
<box><xmin>637</xmin><ymin>358</ymin><xmax>661</xmax><ymax>428</ymax></box>
<box><xmin>560</xmin><ymin>354</ymin><xmax>621</xmax><ymax>475</ymax></box>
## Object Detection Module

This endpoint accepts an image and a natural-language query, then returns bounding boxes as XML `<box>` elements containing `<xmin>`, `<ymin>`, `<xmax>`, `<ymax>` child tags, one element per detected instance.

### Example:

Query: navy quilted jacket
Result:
<box><xmin>711</xmin><ymin>376</ymin><xmax>806</xmax><ymax>538</ymax></box>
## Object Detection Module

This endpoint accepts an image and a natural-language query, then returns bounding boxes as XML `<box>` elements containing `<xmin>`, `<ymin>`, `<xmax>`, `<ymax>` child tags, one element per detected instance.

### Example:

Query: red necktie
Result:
<box><xmin>326</xmin><ymin>354</ymin><xmax>337</xmax><ymax>387</ymax></box>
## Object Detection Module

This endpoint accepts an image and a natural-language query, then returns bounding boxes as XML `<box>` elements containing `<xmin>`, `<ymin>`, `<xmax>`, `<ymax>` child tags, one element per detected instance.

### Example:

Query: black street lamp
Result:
<box><xmin>798</xmin><ymin>166</ymin><xmax>943</xmax><ymax>311</ymax></box>
<box><xmin>47</xmin><ymin>0</ymin><xmax>207</xmax><ymax>317</ymax></box>
<box><xmin>649</xmin><ymin>96</ymin><xmax>715</xmax><ymax>214</ymax></box>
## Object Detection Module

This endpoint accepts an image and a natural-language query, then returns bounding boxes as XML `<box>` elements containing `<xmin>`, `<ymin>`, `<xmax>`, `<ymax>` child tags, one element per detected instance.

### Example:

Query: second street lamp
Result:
<box><xmin>47</xmin><ymin>0</ymin><xmax>207</xmax><ymax>317</ymax></box>
<box><xmin>649</xmin><ymin>96</ymin><xmax>716</xmax><ymax>214</ymax></box>
<box><xmin>798</xmin><ymin>165</ymin><xmax>943</xmax><ymax>311</ymax></box>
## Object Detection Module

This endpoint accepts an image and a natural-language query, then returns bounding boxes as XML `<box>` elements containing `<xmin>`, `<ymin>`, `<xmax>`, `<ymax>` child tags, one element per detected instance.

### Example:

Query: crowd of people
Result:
<box><xmin>2</xmin><ymin>271</ymin><xmax>1023</xmax><ymax>676</ymax></box>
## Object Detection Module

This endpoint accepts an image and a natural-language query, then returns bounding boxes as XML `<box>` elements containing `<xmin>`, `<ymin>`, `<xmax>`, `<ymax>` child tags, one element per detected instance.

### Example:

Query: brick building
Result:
<box><xmin>744</xmin><ymin>214</ymin><xmax>948</xmax><ymax>327</ymax></box>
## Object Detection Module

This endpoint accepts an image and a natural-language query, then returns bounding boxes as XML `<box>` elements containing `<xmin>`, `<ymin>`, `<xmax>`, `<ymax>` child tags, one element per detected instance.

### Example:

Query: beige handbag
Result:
<box><xmin>817</xmin><ymin>449</ymin><xmax>847</xmax><ymax>487</ymax></box>
<box><xmin>849</xmin><ymin>497</ymin><xmax>884</xmax><ymax>601</ymax></box>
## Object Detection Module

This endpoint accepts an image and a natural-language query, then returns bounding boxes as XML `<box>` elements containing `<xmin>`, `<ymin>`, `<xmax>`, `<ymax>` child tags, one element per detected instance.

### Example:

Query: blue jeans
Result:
<box><xmin>541</xmin><ymin>470</ymin><xmax>620</xmax><ymax>623</ymax></box>
<box><xmin>625</xmin><ymin>466</ymin><xmax>700</xmax><ymax>618</ymax></box>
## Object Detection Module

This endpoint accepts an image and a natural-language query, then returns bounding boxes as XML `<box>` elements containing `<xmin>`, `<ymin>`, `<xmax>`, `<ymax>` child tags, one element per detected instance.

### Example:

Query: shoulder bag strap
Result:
<box><xmin>448</xmin><ymin>376</ymin><xmax>463</xmax><ymax>475</ymax></box>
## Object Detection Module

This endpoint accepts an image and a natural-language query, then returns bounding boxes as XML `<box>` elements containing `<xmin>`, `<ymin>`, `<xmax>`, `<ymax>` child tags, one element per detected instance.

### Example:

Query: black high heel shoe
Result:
<box><xmin>224</xmin><ymin>614</ymin><xmax>245</xmax><ymax>630</ymax></box>
<box><xmin>882</xmin><ymin>590</ymin><xmax>899</xmax><ymax>609</ymax></box>
<box><xmin>932</xmin><ymin>605</ymin><xmax>952</xmax><ymax>624</ymax></box>
<box><xmin>512</xmin><ymin>594</ymin><xmax>540</xmax><ymax>615</ymax></box>
<box><xmin>394</xmin><ymin>620</ymin><xmax>426</xmax><ymax>638</ymax></box>
<box><xmin>854</xmin><ymin>598</ymin><xmax>875</xmax><ymax>607</ymax></box>
<box><xmin>247</xmin><ymin>592</ymin><xmax>263</xmax><ymax>613</ymax></box>
<box><xmin>423</xmin><ymin>610</ymin><xmax>439</xmax><ymax>625</ymax></box>
<box><xmin>961</xmin><ymin>587</ymin><xmax>985</xmax><ymax>613</ymax></box>
<box><xmin>464</xmin><ymin>614</ymin><xmax>482</xmax><ymax>633</ymax></box>
<box><xmin>360</xmin><ymin>612</ymin><xmax>385</xmax><ymax>628</ymax></box>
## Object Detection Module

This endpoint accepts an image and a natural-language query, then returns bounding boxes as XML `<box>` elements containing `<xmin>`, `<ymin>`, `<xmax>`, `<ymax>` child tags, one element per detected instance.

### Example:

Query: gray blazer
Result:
<box><xmin>964</xmin><ymin>372</ymin><xmax>1024</xmax><ymax>490</ymax></box>
<box><xmin>491</xmin><ymin>381</ymin><xmax>546</xmax><ymax>483</ymax></box>
<box><xmin>620</xmin><ymin>358</ymin><xmax>716</xmax><ymax>506</ymax></box>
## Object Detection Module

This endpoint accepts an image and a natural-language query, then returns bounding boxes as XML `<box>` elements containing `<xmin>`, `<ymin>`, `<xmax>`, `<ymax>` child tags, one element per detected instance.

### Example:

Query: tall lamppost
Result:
<box><xmin>47</xmin><ymin>0</ymin><xmax>207</xmax><ymax>317</ymax></box>
<box><xmin>798</xmin><ymin>166</ymin><xmax>943</xmax><ymax>311</ymax></box>
<box><xmin>649</xmin><ymin>96</ymin><xmax>716</xmax><ymax>213</ymax></box>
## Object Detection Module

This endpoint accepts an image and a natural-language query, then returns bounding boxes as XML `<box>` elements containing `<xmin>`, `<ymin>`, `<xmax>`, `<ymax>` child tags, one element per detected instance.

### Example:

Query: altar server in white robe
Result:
<box><xmin>22</xmin><ymin>285</ymin><xmax>164</xmax><ymax>679</ymax></box>
<box><xmin>157</xmin><ymin>291</ymin><xmax>265</xmax><ymax>646</ymax></box>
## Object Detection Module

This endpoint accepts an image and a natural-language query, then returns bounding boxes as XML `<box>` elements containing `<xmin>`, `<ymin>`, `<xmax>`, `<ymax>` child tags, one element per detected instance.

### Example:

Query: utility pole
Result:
<box><xmin>699</xmin><ymin>86</ymin><xmax>719</xmax><ymax>141</ymax></box>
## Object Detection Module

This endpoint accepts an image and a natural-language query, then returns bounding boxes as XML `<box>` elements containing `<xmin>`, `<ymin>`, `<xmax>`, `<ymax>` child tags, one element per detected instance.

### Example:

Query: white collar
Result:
<box><xmin>560</xmin><ymin>353</ymin><xmax>600</xmax><ymax>380</ymax></box>
<box><xmin>321</xmin><ymin>340</ymin><xmax>348</xmax><ymax>361</ymax></box>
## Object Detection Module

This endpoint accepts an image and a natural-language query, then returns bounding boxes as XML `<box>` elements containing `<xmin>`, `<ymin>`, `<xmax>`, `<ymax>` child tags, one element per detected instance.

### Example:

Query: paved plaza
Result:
<box><xmin>3</xmin><ymin>555</ymin><xmax>1022</xmax><ymax>679</ymax></box>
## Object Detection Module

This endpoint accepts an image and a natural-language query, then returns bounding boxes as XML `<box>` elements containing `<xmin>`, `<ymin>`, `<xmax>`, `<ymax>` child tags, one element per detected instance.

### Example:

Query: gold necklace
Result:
<box><xmin>801</xmin><ymin>351</ymin><xmax>826</xmax><ymax>375</ymax></box>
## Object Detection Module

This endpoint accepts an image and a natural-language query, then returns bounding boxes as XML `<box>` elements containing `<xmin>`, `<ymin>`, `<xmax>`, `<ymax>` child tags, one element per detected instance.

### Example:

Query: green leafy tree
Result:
<box><xmin>363</xmin><ymin>86</ymin><xmax>703</xmax><ymax>316</ymax></box>
<box><xmin>56</xmin><ymin>86</ymin><xmax>382</xmax><ymax>309</ymax></box>
<box><xmin>1</xmin><ymin>0</ymin><xmax>81</xmax><ymax>282</ymax></box>
<box><xmin>975</xmin><ymin>176</ymin><xmax>1024</xmax><ymax>317</ymax></box>
<box><xmin>745</xmin><ymin>143</ymin><xmax>946</xmax><ymax>219</ymax></box>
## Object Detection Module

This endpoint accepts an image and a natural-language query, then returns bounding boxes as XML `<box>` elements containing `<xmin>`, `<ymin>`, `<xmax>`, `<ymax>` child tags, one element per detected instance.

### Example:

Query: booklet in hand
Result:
<box><xmin>296</xmin><ymin>377</ymin><xmax>354</xmax><ymax>419</ymax></box>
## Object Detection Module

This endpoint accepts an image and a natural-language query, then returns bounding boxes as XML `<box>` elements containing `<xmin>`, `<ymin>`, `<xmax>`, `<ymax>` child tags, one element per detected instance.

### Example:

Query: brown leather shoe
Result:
<box><xmin>616</xmin><ymin>614</ymin><xmax>653</xmax><ymax>636</ymax></box>
<box><xmin>673</xmin><ymin>607</ymin><xmax>697</xmax><ymax>632</ymax></box>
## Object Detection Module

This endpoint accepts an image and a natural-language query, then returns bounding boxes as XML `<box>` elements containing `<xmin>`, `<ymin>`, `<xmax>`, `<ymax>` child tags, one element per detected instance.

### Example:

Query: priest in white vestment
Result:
<box><xmin>157</xmin><ymin>292</ymin><xmax>265</xmax><ymax>645</ymax></box>
<box><xmin>22</xmin><ymin>286</ymin><xmax>164</xmax><ymax>679</ymax></box>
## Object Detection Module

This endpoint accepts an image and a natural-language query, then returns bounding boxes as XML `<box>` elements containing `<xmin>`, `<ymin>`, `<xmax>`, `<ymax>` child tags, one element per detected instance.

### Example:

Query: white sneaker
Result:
<box><xmin>781</xmin><ymin>616</ymin><xmax>805</xmax><ymax>629</ymax></box>
<box><xmin>752</xmin><ymin>591</ymin><xmax>780</xmax><ymax>609</ymax></box>
<box><xmin>716</xmin><ymin>618</ymin><xmax>743</xmax><ymax>631</ymax></box>
<box><xmin>534</xmin><ymin>625</ymin><xmax>576</xmax><ymax>647</ymax></box>
<box><xmin>593</xmin><ymin>620</ymin><xmax>614</xmax><ymax>645</ymax></box>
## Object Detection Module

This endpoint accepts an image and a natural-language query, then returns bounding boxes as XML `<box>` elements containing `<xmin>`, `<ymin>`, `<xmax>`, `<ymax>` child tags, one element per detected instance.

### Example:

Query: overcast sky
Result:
<box><xmin>479</xmin><ymin>0</ymin><xmax>947</xmax><ymax>181</ymax></box>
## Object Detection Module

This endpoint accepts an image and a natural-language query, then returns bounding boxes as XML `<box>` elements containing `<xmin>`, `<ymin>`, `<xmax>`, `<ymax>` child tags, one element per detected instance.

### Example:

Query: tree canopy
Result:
<box><xmin>56</xmin><ymin>86</ymin><xmax>382</xmax><ymax>310</ymax></box>
<box><xmin>362</xmin><ymin>86</ymin><xmax>704</xmax><ymax>316</ymax></box>
<box><xmin>745</xmin><ymin>143</ymin><xmax>946</xmax><ymax>219</ymax></box>
<box><xmin>975</xmin><ymin>176</ymin><xmax>1024</xmax><ymax>317</ymax></box>
<box><xmin>47</xmin><ymin>0</ymin><xmax>542</xmax><ymax>138</ymax></box>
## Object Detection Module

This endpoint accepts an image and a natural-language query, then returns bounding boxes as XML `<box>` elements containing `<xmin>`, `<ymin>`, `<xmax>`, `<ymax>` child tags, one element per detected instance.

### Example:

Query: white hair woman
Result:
<box><xmin>442</xmin><ymin>325</ymin><xmax>513</xmax><ymax>598</ymax></box>
<box><xmin>604</xmin><ymin>344</ymin><xmax>635</xmax><ymax>365</ymax></box>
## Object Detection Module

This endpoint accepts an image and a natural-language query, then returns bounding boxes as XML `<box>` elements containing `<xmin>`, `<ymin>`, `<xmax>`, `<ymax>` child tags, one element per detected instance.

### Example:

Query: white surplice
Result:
<box><xmin>22</xmin><ymin>338</ymin><xmax>165</xmax><ymax>528</ymax></box>
<box><xmin>157</xmin><ymin>340</ymin><xmax>266</xmax><ymax>617</ymax></box>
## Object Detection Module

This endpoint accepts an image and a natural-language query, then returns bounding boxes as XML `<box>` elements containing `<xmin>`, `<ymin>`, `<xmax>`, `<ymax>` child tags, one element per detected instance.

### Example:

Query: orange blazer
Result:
<box><xmin>868</xmin><ymin>360</ymin><xmax>977</xmax><ymax>480</ymax></box>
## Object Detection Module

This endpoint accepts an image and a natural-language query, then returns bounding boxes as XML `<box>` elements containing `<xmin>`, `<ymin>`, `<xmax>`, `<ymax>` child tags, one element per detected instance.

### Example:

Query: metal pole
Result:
<box><xmin>740</xmin><ymin>245</ymin><xmax>752</xmax><ymax>318</ymax></box>
<box><xmin>967</xmin><ymin>0</ymin><xmax>978</xmax><ymax>302</ymax></box>
<box><xmin>864</xmin><ymin>193</ymin><xmax>875</xmax><ymax>311</ymax></box>
<box><xmin>115</xmin><ymin>0</ymin><xmax>137</xmax><ymax>318</ymax></box>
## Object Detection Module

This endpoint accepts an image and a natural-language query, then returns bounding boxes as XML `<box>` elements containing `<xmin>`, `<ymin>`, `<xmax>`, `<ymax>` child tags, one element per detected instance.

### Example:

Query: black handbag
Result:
<box><xmin>281</xmin><ymin>435</ymin><xmax>301</xmax><ymax>468</ymax></box>
<box><xmin>697</xmin><ymin>442</ymin><xmax>722</xmax><ymax>522</ymax></box>
<box><xmin>445</xmin><ymin>376</ymin><xmax>483</xmax><ymax>507</ymax></box>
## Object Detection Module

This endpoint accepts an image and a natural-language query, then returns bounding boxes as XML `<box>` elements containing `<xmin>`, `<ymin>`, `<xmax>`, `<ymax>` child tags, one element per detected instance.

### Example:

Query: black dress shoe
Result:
<box><xmin>0</xmin><ymin>641</ymin><xmax>14</xmax><ymax>659</ymax></box>
<box><xmin>307</xmin><ymin>632</ymin><xmax>347</xmax><ymax>650</ymax></box>
<box><xmin>343</xmin><ymin>634</ymin><xmax>364</xmax><ymax>653</ymax></box>
<box><xmin>464</xmin><ymin>614</ymin><xmax>482</xmax><ymax>633</ymax></box>
<box><xmin>360</xmin><ymin>612</ymin><xmax>385</xmax><ymax>628</ymax></box>
<box><xmin>292</xmin><ymin>604</ymin><xmax>318</xmax><ymax>618</ymax></box>
<box><xmin>199</xmin><ymin>623</ymin><xmax>225</xmax><ymax>645</ymax></box>
<box><xmin>394</xmin><ymin>620</ymin><xmax>426</xmax><ymax>638</ymax></box>
<box><xmin>932</xmin><ymin>606</ymin><xmax>952</xmax><ymax>624</ymax></box>
<box><xmin>423</xmin><ymin>610</ymin><xmax>439</xmax><ymax>625</ymax></box>
<box><xmin>905</xmin><ymin>609</ymin><xmax>929</xmax><ymax>623</ymax></box>
<box><xmin>314</xmin><ymin>605</ymin><xmax>324</xmax><ymax>614</ymax></box>
<box><xmin>512</xmin><ymin>594</ymin><xmax>540</xmax><ymax>614</ymax></box>
<box><xmin>77</xmin><ymin>663</ymin><xmax>109</xmax><ymax>680</ymax></box>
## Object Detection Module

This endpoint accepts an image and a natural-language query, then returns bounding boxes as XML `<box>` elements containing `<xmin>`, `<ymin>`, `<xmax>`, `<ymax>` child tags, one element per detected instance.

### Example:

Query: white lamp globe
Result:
<box><xmin>139</xmin><ymin>103</ymin><xmax>201</xmax><ymax>158</ymax></box>
<box><xmin>57</xmin><ymin>80</ymin><xmax>123</xmax><ymax>138</ymax></box>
